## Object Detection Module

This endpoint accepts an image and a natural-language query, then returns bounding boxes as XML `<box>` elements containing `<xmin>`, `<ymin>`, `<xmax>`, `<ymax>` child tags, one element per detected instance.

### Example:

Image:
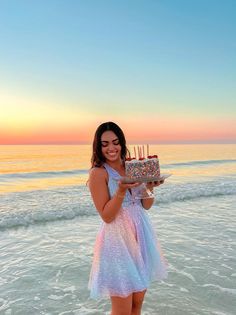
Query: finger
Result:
<box><xmin>128</xmin><ymin>182</ymin><xmax>139</xmax><ymax>187</ymax></box>
<box><xmin>119</xmin><ymin>182</ymin><xmax>130</xmax><ymax>189</ymax></box>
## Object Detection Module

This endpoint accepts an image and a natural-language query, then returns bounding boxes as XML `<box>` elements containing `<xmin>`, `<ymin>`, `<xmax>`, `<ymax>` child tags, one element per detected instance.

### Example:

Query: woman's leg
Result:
<box><xmin>131</xmin><ymin>289</ymin><xmax>147</xmax><ymax>315</ymax></box>
<box><xmin>110</xmin><ymin>293</ymin><xmax>133</xmax><ymax>315</ymax></box>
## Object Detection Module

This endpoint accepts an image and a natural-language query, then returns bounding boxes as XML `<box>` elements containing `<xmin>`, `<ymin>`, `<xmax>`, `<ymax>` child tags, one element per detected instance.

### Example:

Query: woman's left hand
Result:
<box><xmin>146</xmin><ymin>179</ymin><xmax>165</xmax><ymax>190</ymax></box>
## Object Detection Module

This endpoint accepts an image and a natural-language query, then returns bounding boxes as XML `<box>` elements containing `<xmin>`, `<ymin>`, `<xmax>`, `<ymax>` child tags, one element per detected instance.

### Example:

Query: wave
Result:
<box><xmin>2</xmin><ymin>159</ymin><xmax>236</xmax><ymax>180</ymax></box>
<box><xmin>154</xmin><ymin>179</ymin><xmax>236</xmax><ymax>204</ymax></box>
<box><xmin>1</xmin><ymin>178</ymin><xmax>236</xmax><ymax>231</ymax></box>
<box><xmin>201</xmin><ymin>284</ymin><xmax>236</xmax><ymax>295</ymax></box>
<box><xmin>0</xmin><ymin>187</ymin><xmax>96</xmax><ymax>231</ymax></box>
<box><xmin>0</xmin><ymin>169</ymin><xmax>88</xmax><ymax>180</ymax></box>
<box><xmin>162</xmin><ymin>159</ymin><xmax>236</xmax><ymax>169</ymax></box>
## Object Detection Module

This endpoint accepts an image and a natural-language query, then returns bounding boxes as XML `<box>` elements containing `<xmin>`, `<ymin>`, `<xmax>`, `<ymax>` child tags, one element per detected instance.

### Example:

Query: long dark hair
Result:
<box><xmin>91</xmin><ymin>122</ymin><xmax>128</xmax><ymax>167</ymax></box>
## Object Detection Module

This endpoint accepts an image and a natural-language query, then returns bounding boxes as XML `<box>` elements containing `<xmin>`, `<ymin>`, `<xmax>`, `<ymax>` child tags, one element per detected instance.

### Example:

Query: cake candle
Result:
<box><xmin>147</xmin><ymin>144</ymin><xmax>149</xmax><ymax>156</ymax></box>
<box><xmin>139</xmin><ymin>146</ymin><xmax>142</xmax><ymax>159</ymax></box>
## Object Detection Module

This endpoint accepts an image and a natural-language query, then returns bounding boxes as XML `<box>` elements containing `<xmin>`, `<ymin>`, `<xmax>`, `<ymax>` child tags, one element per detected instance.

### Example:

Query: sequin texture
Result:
<box><xmin>88</xmin><ymin>163</ymin><xmax>168</xmax><ymax>299</ymax></box>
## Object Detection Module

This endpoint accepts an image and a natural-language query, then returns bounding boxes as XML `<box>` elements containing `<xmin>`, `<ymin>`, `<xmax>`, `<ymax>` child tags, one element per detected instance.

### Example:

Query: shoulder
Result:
<box><xmin>88</xmin><ymin>166</ymin><xmax>108</xmax><ymax>191</ymax></box>
<box><xmin>89</xmin><ymin>166</ymin><xmax>108</xmax><ymax>181</ymax></box>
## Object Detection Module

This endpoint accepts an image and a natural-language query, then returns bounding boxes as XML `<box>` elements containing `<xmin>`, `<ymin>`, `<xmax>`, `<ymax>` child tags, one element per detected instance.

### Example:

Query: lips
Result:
<box><xmin>107</xmin><ymin>151</ymin><xmax>118</xmax><ymax>157</ymax></box>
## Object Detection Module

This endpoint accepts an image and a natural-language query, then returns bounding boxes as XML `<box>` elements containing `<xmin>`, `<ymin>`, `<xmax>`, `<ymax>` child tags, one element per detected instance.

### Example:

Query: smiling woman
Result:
<box><xmin>87</xmin><ymin>121</ymin><xmax>167</xmax><ymax>315</ymax></box>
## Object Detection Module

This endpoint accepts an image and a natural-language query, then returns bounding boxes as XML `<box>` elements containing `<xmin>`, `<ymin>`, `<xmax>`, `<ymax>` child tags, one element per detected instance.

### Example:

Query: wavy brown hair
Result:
<box><xmin>91</xmin><ymin>122</ymin><xmax>128</xmax><ymax>168</ymax></box>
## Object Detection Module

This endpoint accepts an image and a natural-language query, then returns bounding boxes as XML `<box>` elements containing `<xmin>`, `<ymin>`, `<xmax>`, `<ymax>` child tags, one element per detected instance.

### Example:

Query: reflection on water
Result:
<box><xmin>1</xmin><ymin>144</ymin><xmax>236</xmax><ymax>194</ymax></box>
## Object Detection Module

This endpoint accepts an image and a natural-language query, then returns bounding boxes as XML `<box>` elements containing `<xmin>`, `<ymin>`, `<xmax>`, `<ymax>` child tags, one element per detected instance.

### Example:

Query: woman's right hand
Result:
<box><xmin>117</xmin><ymin>180</ymin><xmax>141</xmax><ymax>194</ymax></box>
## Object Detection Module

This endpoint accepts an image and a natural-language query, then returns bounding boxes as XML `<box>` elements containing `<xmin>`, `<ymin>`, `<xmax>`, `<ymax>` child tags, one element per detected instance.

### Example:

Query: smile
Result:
<box><xmin>107</xmin><ymin>152</ymin><xmax>118</xmax><ymax>156</ymax></box>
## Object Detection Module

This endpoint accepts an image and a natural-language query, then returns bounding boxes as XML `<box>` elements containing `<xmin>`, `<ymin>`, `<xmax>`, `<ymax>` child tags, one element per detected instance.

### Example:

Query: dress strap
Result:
<box><xmin>103</xmin><ymin>163</ymin><xmax>121</xmax><ymax>179</ymax></box>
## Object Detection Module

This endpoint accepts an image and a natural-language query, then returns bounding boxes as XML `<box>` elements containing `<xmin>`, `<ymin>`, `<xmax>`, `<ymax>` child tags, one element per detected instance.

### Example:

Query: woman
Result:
<box><xmin>88</xmin><ymin>122</ymin><xmax>167</xmax><ymax>315</ymax></box>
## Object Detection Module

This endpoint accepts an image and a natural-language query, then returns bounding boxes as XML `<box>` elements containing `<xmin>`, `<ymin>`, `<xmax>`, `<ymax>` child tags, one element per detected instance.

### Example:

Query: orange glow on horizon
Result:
<box><xmin>1</xmin><ymin>115</ymin><xmax>235</xmax><ymax>144</ymax></box>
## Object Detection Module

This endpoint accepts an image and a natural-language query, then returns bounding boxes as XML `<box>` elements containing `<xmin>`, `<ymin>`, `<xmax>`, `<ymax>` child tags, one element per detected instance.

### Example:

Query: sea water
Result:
<box><xmin>0</xmin><ymin>144</ymin><xmax>236</xmax><ymax>315</ymax></box>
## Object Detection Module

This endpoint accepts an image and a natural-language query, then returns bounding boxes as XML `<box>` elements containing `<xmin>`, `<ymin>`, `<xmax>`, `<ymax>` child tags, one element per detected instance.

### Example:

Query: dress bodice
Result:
<box><xmin>103</xmin><ymin>163</ymin><xmax>142</xmax><ymax>207</ymax></box>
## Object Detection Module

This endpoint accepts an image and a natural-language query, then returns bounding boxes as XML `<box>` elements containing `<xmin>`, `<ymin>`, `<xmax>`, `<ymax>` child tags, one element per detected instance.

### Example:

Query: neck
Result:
<box><xmin>105</xmin><ymin>159</ymin><xmax>123</xmax><ymax>170</ymax></box>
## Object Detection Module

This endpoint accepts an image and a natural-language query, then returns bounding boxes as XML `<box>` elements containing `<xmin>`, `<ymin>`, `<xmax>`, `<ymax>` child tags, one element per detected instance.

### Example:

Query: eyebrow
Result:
<box><xmin>101</xmin><ymin>138</ymin><xmax>119</xmax><ymax>144</ymax></box>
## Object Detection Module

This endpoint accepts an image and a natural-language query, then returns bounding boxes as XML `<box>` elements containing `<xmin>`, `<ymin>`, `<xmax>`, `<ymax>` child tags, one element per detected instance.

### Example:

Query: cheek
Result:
<box><xmin>117</xmin><ymin>145</ymin><xmax>122</xmax><ymax>154</ymax></box>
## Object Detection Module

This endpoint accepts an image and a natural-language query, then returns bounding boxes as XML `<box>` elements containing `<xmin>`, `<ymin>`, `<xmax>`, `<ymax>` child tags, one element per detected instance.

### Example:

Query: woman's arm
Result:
<box><xmin>141</xmin><ymin>180</ymin><xmax>164</xmax><ymax>210</ymax></box>
<box><xmin>89</xmin><ymin>167</ymin><xmax>139</xmax><ymax>223</ymax></box>
<box><xmin>141</xmin><ymin>194</ymin><xmax>154</xmax><ymax>210</ymax></box>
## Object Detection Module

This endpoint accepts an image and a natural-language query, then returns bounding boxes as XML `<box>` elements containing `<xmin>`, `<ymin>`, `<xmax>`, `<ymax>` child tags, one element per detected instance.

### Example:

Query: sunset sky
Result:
<box><xmin>0</xmin><ymin>0</ymin><xmax>235</xmax><ymax>144</ymax></box>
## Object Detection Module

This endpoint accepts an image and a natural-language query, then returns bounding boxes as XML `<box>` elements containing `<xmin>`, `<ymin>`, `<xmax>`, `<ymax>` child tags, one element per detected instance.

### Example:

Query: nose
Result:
<box><xmin>107</xmin><ymin>143</ymin><xmax>116</xmax><ymax>151</ymax></box>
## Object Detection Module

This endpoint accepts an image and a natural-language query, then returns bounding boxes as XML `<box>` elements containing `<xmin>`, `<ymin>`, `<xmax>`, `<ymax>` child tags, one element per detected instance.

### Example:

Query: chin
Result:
<box><xmin>106</xmin><ymin>155</ymin><xmax>120</xmax><ymax>162</ymax></box>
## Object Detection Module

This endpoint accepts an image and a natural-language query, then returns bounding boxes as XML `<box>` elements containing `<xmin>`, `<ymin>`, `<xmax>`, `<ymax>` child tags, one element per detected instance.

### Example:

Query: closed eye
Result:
<box><xmin>112</xmin><ymin>139</ymin><xmax>120</xmax><ymax>145</ymax></box>
<box><xmin>101</xmin><ymin>142</ymin><xmax>108</xmax><ymax>147</ymax></box>
<box><xmin>101</xmin><ymin>138</ymin><xmax>120</xmax><ymax>147</ymax></box>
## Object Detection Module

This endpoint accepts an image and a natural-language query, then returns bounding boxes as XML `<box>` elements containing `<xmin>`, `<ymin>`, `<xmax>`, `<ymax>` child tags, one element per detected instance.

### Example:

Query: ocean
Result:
<box><xmin>0</xmin><ymin>144</ymin><xmax>236</xmax><ymax>315</ymax></box>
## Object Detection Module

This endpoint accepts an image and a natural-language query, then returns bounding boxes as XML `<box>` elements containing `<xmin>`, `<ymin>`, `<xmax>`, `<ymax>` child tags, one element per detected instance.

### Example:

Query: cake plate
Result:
<box><xmin>119</xmin><ymin>173</ymin><xmax>172</xmax><ymax>184</ymax></box>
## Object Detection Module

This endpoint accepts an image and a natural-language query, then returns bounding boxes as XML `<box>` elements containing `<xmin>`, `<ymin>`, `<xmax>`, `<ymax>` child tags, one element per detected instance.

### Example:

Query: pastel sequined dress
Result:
<box><xmin>88</xmin><ymin>163</ymin><xmax>168</xmax><ymax>299</ymax></box>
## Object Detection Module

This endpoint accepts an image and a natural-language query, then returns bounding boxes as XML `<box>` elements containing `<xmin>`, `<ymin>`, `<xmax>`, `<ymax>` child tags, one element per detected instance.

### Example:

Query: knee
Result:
<box><xmin>111</xmin><ymin>301</ymin><xmax>132</xmax><ymax>315</ymax></box>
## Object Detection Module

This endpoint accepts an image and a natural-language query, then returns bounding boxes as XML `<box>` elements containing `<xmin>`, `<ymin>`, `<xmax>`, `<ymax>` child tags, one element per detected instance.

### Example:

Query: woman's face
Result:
<box><xmin>101</xmin><ymin>130</ymin><xmax>122</xmax><ymax>163</ymax></box>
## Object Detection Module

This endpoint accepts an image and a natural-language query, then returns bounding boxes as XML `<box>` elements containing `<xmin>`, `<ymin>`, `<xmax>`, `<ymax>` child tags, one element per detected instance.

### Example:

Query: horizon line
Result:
<box><xmin>1</xmin><ymin>141</ymin><xmax>236</xmax><ymax>145</ymax></box>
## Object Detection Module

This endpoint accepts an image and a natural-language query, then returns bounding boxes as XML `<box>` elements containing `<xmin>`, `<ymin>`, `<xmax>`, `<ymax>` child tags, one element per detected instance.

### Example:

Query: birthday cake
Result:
<box><xmin>125</xmin><ymin>145</ymin><xmax>160</xmax><ymax>182</ymax></box>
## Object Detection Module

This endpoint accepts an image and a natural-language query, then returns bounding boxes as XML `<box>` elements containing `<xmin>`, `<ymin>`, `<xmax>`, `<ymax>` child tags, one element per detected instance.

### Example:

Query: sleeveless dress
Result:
<box><xmin>88</xmin><ymin>163</ymin><xmax>168</xmax><ymax>299</ymax></box>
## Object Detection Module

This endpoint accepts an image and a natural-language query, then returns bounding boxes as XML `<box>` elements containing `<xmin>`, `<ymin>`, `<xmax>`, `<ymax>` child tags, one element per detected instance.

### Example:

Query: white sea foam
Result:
<box><xmin>155</xmin><ymin>179</ymin><xmax>236</xmax><ymax>204</ymax></box>
<box><xmin>210</xmin><ymin>311</ymin><xmax>229</xmax><ymax>315</ymax></box>
<box><xmin>175</xmin><ymin>268</ymin><xmax>196</xmax><ymax>282</ymax></box>
<box><xmin>202</xmin><ymin>284</ymin><xmax>236</xmax><ymax>295</ymax></box>
<box><xmin>63</xmin><ymin>286</ymin><xmax>76</xmax><ymax>293</ymax></box>
<box><xmin>0</xmin><ymin>178</ymin><xmax>236</xmax><ymax>230</ymax></box>
<box><xmin>221</xmin><ymin>263</ymin><xmax>234</xmax><ymax>270</ymax></box>
<box><xmin>48</xmin><ymin>294</ymin><xmax>65</xmax><ymax>301</ymax></box>
<box><xmin>162</xmin><ymin>159</ymin><xmax>236</xmax><ymax>169</ymax></box>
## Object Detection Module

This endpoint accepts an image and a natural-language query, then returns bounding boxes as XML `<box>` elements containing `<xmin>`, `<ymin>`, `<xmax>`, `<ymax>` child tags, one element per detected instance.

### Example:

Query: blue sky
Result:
<box><xmin>0</xmin><ymin>0</ymin><xmax>235</xmax><ymax>144</ymax></box>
